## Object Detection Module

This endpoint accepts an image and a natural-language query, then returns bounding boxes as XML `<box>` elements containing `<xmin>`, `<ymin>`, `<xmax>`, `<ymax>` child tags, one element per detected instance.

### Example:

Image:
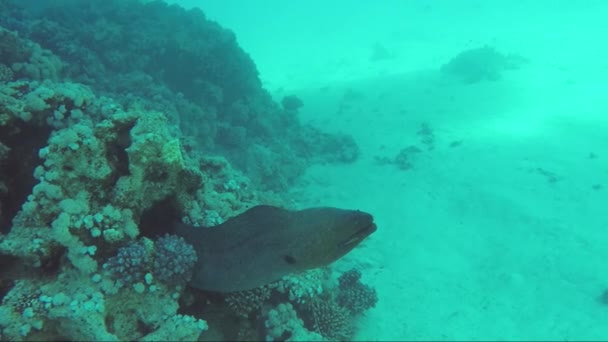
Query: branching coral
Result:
<box><xmin>337</xmin><ymin>268</ymin><xmax>378</xmax><ymax>315</ymax></box>
<box><xmin>225</xmin><ymin>286</ymin><xmax>272</xmax><ymax>318</ymax></box>
<box><xmin>307</xmin><ymin>297</ymin><xmax>354</xmax><ymax>341</ymax></box>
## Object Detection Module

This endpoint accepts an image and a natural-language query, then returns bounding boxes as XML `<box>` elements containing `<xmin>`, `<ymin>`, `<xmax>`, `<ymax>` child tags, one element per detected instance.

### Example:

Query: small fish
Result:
<box><xmin>174</xmin><ymin>205</ymin><xmax>377</xmax><ymax>292</ymax></box>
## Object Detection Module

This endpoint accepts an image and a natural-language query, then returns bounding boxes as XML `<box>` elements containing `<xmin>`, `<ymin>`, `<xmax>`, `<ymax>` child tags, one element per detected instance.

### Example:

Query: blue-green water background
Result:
<box><xmin>179</xmin><ymin>1</ymin><xmax>608</xmax><ymax>339</ymax></box>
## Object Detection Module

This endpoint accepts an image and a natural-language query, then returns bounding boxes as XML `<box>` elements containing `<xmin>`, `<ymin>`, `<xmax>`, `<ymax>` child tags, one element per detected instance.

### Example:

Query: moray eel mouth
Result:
<box><xmin>339</xmin><ymin>222</ymin><xmax>377</xmax><ymax>249</ymax></box>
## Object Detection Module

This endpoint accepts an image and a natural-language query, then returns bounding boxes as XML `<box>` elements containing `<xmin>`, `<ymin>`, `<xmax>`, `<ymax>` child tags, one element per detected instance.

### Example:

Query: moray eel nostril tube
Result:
<box><xmin>173</xmin><ymin>205</ymin><xmax>377</xmax><ymax>293</ymax></box>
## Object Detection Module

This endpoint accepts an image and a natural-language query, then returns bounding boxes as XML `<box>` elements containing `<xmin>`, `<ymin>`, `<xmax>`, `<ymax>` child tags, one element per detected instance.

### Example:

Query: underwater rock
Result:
<box><xmin>281</xmin><ymin>95</ymin><xmax>304</xmax><ymax>111</ymax></box>
<box><xmin>440</xmin><ymin>45</ymin><xmax>528</xmax><ymax>84</ymax></box>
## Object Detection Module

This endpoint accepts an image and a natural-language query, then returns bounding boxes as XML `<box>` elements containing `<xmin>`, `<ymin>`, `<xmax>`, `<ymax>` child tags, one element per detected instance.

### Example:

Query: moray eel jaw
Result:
<box><xmin>339</xmin><ymin>222</ymin><xmax>377</xmax><ymax>249</ymax></box>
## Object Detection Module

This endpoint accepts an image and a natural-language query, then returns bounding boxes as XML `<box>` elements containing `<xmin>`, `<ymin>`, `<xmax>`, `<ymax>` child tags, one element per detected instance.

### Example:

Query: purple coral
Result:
<box><xmin>152</xmin><ymin>234</ymin><xmax>198</xmax><ymax>285</ymax></box>
<box><xmin>103</xmin><ymin>240</ymin><xmax>150</xmax><ymax>285</ymax></box>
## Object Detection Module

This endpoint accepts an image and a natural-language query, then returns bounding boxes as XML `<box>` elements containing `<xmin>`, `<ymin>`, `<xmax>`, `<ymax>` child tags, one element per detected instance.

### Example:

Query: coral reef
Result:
<box><xmin>194</xmin><ymin>268</ymin><xmax>376</xmax><ymax>341</ymax></box>
<box><xmin>0</xmin><ymin>27</ymin><xmax>63</xmax><ymax>82</ymax></box>
<box><xmin>0</xmin><ymin>0</ymin><xmax>360</xmax><ymax>191</ymax></box>
<box><xmin>0</xmin><ymin>78</ymin><xmax>222</xmax><ymax>340</ymax></box>
<box><xmin>0</xmin><ymin>267</ymin><xmax>207</xmax><ymax>341</ymax></box>
<box><xmin>0</xmin><ymin>33</ymin><xmax>260</xmax><ymax>338</ymax></box>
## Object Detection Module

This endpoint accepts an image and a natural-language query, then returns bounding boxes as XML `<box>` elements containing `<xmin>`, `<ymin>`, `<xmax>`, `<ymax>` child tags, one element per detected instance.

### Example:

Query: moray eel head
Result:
<box><xmin>175</xmin><ymin>205</ymin><xmax>377</xmax><ymax>292</ymax></box>
<box><xmin>288</xmin><ymin>207</ymin><xmax>377</xmax><ymax>269</ymax></box>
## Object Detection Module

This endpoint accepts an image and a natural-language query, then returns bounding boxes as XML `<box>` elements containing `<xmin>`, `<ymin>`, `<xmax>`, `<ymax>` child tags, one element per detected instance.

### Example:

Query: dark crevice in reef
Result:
<box><xmin>136</xmin><ymin>318</ymin><xmax>155</xmax><ymax>336</ymax></box>
<box><xmin>104</xmin><ymin>121</ymin><xmax>133</xmax><ymax>187</ymax></box>
<box><xmin>105</xmin><ymin>313</ymin><xmax>155</xmax><ymax>337</ymax></box>
<box><xmin>138</xmin><ymin>197</ymin><xmax>183</xmax><ymax>239</ymax></box>
<box><xmin>0</xmin><ymin>122</ymin><xmax>52</xmax><ymax>234</ymax></box>
<box><xmin>40</xmin><ymin>245</ymin><xmax>66</xmax><ymax>276</ymax></box>
<box><xmin>0</xmin><ymin>254</ymin><xmax>17</xmax><ymax>301</ymax></box>
<box><xmin>0</xmin><ymin>246</ymin><xmax>63</xmax><ymax>288</ymax></box>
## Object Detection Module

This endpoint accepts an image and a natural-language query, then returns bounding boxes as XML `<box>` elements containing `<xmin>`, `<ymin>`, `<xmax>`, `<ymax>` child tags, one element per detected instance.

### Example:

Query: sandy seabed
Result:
<box><xmin>291</xmin><ymin>66</ymin><xmax>608</xmax><ymax>339</ymax></box>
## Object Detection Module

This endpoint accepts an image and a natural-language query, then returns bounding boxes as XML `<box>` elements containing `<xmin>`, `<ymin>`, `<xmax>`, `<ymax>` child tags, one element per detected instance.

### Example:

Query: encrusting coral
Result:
<box><xmin>0</xmin><ymin>79</ymin><xmax>217</xmax><ymax>340</ymax></box>
<box><xmin>0</xmin><ymin>40</ymin><xmax>255</xmax><ymax>339</ymax></box>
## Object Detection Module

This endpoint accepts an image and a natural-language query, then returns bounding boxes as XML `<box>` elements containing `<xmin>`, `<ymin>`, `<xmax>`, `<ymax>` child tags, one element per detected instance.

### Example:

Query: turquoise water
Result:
<box><xmin>1</xmin><ymin>0</ymin><xmax>608</xmax><ymax>341</ymax></box>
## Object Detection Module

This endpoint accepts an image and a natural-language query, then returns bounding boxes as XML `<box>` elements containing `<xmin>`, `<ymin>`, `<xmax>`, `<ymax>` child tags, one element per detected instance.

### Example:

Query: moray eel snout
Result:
<box><xmin>340</xmin><ymin>218</ymin><xmax>377</xmax><ymax>249</ymax></box>
<box><xmin>333</xmin><ymin>210</ymin><xmax>376</xmax><ymax>251</ymax></box>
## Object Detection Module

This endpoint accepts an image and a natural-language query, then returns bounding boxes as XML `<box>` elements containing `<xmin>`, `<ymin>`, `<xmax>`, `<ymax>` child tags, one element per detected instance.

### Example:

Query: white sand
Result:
<box><xmin>179</xmin><ymin>1</ymin><xmax>608</xmax><ymax>339</ymax></box>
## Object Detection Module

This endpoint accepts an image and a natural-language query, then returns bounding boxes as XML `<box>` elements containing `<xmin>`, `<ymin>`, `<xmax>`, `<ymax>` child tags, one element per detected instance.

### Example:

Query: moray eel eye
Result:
<box><xmin>283</xmin><ymin>255</ymin><xmax>297</xmax><ymax>265</ymax></box>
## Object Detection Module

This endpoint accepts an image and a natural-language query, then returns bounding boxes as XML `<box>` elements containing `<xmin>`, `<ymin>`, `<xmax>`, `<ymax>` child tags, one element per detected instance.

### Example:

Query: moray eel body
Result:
<box><xmin>174</xmin><ymin>205</ymin><xmax>376</xmax><ymax>292</ymax></box>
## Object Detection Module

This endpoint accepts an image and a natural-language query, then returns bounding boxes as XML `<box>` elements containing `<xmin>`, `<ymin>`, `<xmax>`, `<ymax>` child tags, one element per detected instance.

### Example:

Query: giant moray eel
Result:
<box><xmin>174</xmin><ymin>205</ymin><xmax>377</xmax><ymax>292</ymax></box>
